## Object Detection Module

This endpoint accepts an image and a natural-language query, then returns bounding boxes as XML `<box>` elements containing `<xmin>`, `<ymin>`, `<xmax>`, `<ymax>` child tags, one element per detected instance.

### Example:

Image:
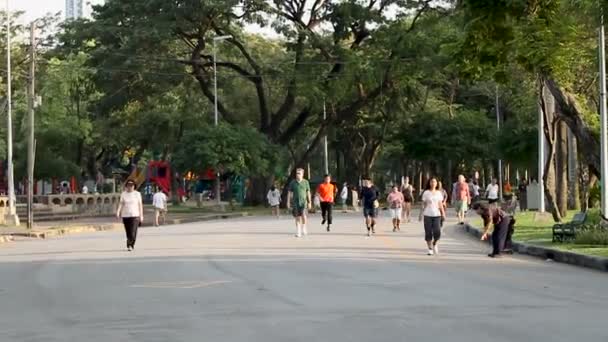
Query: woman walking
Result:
<box><xmin>471</xmin><ymin>202</ymin><xmax>515</xmax><ymax>258</ymax></box>
<box><xmin>387</xmin><ymin>185</ymin><xmax>405</xmax><ymax>232</ymax></box>
<box><xmin>401</xmin><ymin>177</ymin><xmax>414</xmax><ymax>223</ymax></box>
<box><xmin>116</xmin><ymin>179</ymin><xmax>144</xmax><ymax>251</ymax></box>
<box><xmin>419</xmin><ymin>177</ymin><xmax>446</xmax><ymax>255</ymax></box>
<box><xmin>267</xmin><ymin>185</ymin><xmax>281</xmax><ymax>218</ymax></box>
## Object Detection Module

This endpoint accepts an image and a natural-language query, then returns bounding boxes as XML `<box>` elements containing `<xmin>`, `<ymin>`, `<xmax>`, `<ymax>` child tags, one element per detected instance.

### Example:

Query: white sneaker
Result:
<box><xmin>302</xmin><ymin>228</ymin><xmax>308</xmax><ymax>236</ymax></box>
<box><xmin>433</xmin><ymin>245</ymin><xmax>439</xmax><ymax>255</ymax></box>
<box><xmin>295</xmin><ymin>233</ymin><xmax>302</xmax><ymax>238</ymax></box>
<box><xmin>427</xmin><ymin>249</ymin><xmax>434</xmax><ymax>256</ymax></box>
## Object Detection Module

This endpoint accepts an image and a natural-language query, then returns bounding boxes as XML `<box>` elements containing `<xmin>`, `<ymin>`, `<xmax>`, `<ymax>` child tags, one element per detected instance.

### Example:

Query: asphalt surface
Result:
<box><xmin>0</xmin><ymin>212</ymin><xmax>607</xmax><ymax>342</ymax></box>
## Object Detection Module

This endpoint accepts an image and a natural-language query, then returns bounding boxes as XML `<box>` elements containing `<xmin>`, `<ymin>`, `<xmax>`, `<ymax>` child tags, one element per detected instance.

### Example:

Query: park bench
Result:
<box><xmin>552</xmin><ymin>212</ymin><xmax>587</xmax><ymax>242</ymax></box>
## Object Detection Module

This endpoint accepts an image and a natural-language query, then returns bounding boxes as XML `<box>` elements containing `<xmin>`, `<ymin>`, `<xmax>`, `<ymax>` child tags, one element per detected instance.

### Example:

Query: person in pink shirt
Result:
<box><xmin>453</xmin><ymin>174</ymin><xmax>471</xmax><ymax>225</ymax></box>
<box><xmin>387</xmin><ymin>185</ymin><xmax>405</xmax><ymax>232</ymax></box>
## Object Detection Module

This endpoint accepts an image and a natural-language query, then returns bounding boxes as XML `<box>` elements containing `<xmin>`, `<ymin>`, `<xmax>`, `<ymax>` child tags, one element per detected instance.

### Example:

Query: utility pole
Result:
<box><xmin>599</xmin><ymin>14</ymin><xmax>608</xmax><ymax>218</ymax></box>
<box><xmin>323</xmin><ymin>100</ymin><xmax>329</xmax><ymax>176</ymax></box>
<box><xmin>26</xmin><ymin>21</ymin><xmax>37</xmax><ymax>229</ymax></box>
<box><xmin>5</xmin><ymin>0</ymin><xmax>19</xmax><ymax>226</ymax></box>
<box><xmin>495</xmin><ymin>85</ymin><xmax>503</xmax><ymax>202</ymax></box>
<box><xmin>212</xmin><ymin>35</ymin><xmax>231</xmax><ymax>209</ymax></box>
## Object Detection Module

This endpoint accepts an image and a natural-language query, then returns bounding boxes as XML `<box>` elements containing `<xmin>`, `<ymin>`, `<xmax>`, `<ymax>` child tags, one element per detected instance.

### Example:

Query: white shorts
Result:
<box><xmin>390</xmin><ymin>208</ymin><xmax>402</xmax><ymax>219</ymax></box>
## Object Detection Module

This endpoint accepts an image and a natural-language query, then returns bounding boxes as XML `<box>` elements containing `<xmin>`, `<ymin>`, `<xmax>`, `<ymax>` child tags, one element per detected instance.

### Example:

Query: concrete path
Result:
<box><xmin>0</xmin><ymin>213</ymin><xmax>606</xmax><ymax>341</ymax></box>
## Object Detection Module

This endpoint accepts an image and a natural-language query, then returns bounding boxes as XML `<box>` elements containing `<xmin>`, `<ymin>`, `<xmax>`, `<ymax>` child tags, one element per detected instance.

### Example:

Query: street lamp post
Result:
<box><xmin>599</xmin><ymin>15</ymin><xmax>608</xmax><ymax>218</ymax></box>
<box><xmin>213</xmin><ymin>35</ymin><xmax>231</xmax><ymax>208</ymax></box>
<box><xmin>5</xmin><ymin>0</ymin><xmax>19</xmax><ymax>225</ymax></box>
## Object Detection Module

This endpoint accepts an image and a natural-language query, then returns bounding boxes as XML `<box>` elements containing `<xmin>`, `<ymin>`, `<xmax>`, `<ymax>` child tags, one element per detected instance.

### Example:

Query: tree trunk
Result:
<box><xmin>540</xmin><ymin>83</ymin><xmax>563</xmax><ymax>222</ymax></box>
<box><xmin>555</xmin><ymin>120</ymin><xmax>568</xmax><ymax>217</ymax></box>
<box><xmin>247</xmin><ymin>175</ymin><xmax>273</xmax><ymax>206</ymax></box>
<box><xmin>544</xmin><ymin>76</ymin><xmax>600</xmax><ymax>177</ymax></box>
<box><xmin>568</xmin><ymin>129</ymin><xmax>581</xmax><ymax>210</ymax></box>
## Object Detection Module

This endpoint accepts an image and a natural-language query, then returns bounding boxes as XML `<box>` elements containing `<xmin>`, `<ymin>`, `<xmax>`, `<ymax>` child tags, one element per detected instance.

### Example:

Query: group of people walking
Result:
<box><xmin>271</xmin><ymin>171</ymin><xmax>515</xmax><ymax>258</ymax></box>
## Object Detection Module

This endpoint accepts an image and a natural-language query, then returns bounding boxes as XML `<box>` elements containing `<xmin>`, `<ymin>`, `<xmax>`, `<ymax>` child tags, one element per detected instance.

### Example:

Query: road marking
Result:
<box><xmin>130</xmin><ymin>280</ymin><xmax>233</xmax><ymax>289</ymax></box>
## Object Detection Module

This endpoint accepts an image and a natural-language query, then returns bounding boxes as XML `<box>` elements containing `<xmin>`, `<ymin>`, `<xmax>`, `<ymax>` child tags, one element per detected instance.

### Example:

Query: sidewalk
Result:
<box><xmin>0</xmin><ymin>210</ymin><xmax>248</xmax><ymax>242</ymax></box>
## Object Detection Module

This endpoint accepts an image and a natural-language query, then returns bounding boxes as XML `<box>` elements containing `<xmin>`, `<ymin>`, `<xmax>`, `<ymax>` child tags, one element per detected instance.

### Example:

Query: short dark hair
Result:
<box><xmin>324</xmin><ymin>174</ymin><xmax>330</xmax><ymax>178</ymax></box>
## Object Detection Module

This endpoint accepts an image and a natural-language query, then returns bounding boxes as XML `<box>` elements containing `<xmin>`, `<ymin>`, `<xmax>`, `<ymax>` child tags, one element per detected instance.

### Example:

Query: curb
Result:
<box><xmin>1</xmin><ymin>212</ymin><xmax>248</xmax><ymax>242</ymax></box>
<box><xmin>463</xmin><ymin>224</ymin><xmax>608</xmax><ymax>272</ymax></box>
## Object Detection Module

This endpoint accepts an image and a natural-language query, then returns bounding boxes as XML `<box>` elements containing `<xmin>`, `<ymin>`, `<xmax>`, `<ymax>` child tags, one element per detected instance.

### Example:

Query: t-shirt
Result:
<box><xmin>401</xmin><ymin>185</ymin><xmax>413</xmax><ymax>201</ymax></box>
<box><xmin>422</xmin><ymin>190</ymin><xmax>444</xmax><ymax>217</ymax></box>
<box><xmin>486</xmin><ymin>184</ymin><xmax>499</xmax><ymax>199</ymax></box>
<box><xmin>120</xmin><ymin>190</ymin><xmax>142</xmax><ymax>218</ymax></box>
<box><xmin>360</xmin><ymin>186</ymin><xmax>379</xmax><ymax>209</ymax></box>
<box><xmin>289</xmin><ymin>179</ymin><xmax>310</xmax><ymax>207</ymax></box>
<box><xmin>152</xmin><ymin>192</ymin><xmax>167</xmax><ymax>209</ymax></box>
<box><xmin>317</xmin><ymin>183</ymin><xmax>336</xmax><ymax>203</ymax></box>
<box><xmin>267</xmin><ymin>189</ymin><xmax>281</xmax><ymax>206</ymax></box>
<box><xmin>455</xmin><ymin>182</ymin><xmax>470</xmax><ymax>201</ymax></box>
<box><xmin>387</xmin><ymin>192</ymin><xmax>404</xmax><ymax>209</ymax></box>
<box><xmin>340</xmin><ymin>186</ymin><xmax>349</xmax><ymax>199</ymax></box>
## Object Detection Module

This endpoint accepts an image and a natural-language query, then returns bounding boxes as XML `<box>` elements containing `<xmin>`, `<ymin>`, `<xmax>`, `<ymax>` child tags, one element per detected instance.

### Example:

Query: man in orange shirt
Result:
<box><xmin>317</xmin><ymin>174</ymin><xmax>337</xmax><ymax>232</ymax></box>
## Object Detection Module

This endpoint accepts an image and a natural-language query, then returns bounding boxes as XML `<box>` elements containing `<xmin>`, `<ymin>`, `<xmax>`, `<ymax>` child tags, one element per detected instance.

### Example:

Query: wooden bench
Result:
<box><xmin>552</xmin><ymin>212</ymin><xmax>587</xmax><ymax>242</ymax></box>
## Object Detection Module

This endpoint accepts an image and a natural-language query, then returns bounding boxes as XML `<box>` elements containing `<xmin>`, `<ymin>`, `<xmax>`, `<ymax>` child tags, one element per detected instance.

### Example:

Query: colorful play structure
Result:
<box><xmin>127</xmin><ymin>160</ymin><xmax>173</xmax><ymax>194</ymax></box>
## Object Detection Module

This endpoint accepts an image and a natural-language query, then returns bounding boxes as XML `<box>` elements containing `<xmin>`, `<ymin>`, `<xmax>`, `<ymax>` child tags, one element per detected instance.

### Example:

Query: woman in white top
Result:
<box><xmin>419</xmin><ymin>177</ymin><xmax>446</xmax><ymax>255</ymax></box>
<box><xmin>267</xmin><ymin>185</ymin><xmax>281</xmax><ymax>218</ymax></box>
<box><xmin>116</xmin><ymin>179</ymin><xmax>144</xmax><ymax>251</ymax></box>
<box><xmin>485</xmin><ymin>178</ymin><xmax>500</xmax><ymax>204</ymax></box>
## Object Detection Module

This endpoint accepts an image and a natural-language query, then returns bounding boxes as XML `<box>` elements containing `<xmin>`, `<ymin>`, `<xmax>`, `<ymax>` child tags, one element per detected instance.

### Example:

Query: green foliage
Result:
<box><xmin>172</xmin><ymin>123</ymin><xmax>283</xmax><ymax>177</ymax></box>
<box><xmin>575</xmin><ymin>225</ymin><xmax>608</xmax><ymax>246</ymax></box>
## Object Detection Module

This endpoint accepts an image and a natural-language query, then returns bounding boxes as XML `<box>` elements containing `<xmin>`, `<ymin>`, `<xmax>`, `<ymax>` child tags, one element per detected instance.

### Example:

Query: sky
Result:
<box><xmin>13</xmin><ymin>0</ymin><xmax>105</xmax><ymax>24</ymax></box>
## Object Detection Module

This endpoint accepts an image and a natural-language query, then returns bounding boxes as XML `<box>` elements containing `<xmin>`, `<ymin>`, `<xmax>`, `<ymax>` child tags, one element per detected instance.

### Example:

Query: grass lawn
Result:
<box><xmin>470</xmin><ymin>209</ymin><xmax>608</xmax><ymax>258</ymax></box>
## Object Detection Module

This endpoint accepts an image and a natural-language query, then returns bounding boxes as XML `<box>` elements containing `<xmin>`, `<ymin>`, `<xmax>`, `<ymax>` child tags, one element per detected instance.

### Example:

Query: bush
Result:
<box><xmin>575</xmin><ymin>224</ymin><xmax>608</xmax><ymax>245</ymax></box>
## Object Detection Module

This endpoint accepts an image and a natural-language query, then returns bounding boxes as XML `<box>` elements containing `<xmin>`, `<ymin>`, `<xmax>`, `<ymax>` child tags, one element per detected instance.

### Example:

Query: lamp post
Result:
<box><xmin>5</xmin><ymin>0</ymin><xmax>18</xmax><ymax>225</ymax></box>
<box><xmin>599</xmin><ymin>14</ymin><xmax>608</xmax><ymax>218</ymax></box>
<box><xmin>213</xmin><ymin>35</ymin><xmax>232</xmax><ymax>207</ymax></box>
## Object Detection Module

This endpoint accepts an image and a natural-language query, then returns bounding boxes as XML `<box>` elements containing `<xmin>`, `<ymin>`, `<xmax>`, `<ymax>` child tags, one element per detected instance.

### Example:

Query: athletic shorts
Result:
<box><xmin>363</xmin><ymin>207</ymin><xmax>378</xmax><ymax>218</ymax></box>
<box><xmin>488</xmin><ymin>198</ymin><xmax>499</xmax><ymax>204</ymax></box>
<box><xmin>154</xmin><ymin>208</ymin><xmax>167</xmax><ymax>216</ymax></box>
<box><xmin>390</xmin><ymin>208</ymin><xmax>402</xmax><ymax>219</ymax></box>
<box><xmin>455</xmin><ymin>200</ymin><xmax>468</xmax><ymax>213</ymax></box>
<box><xmin>292</xmin><ymin>206</ymin><xmax>307</xmax><ymax>217</ymax></box>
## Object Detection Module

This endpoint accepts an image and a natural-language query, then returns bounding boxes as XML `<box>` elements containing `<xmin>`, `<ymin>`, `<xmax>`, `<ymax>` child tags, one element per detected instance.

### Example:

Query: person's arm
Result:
<box><xmin>116</xmin><ymin>195</ymin><xmax>123</xmax><ymax>219</ymax></box>
<box><xmin>307</xmin><ymin>187</ymin><xmax>312</xmax><ymax>210</ymax></box>
<box><xmin>481</xmin><ymin>214</ymin><xmax>493</xmax><ymax>240</ymax></box>
<box><xmin>138</xmin><ymin>192</ymin><xmax>144</xmax><ymax>223</ymax></box>
<box><xmin>287</xmin><ymin>191</ymin><xmax>292</xmax><ymax>209</ymax></box>
<box><xmin>419</xmin><ymin>191</ymin><xmax>426</xmax><ymax>220</ymax></box>
<box><xmin>466</xmin><ymin>186</ymin><xmax>471</xmax><ymax>204</ymax></box>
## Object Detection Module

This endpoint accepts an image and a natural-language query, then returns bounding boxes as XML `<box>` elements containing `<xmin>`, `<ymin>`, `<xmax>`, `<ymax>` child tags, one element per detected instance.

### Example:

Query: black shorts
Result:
<box><xmin>488</xmin><ymin>198</ymin><xmax>498</xmax><ymax>204</ymax></box>
<box><xmin>363</xmin><ymin>207</ymin><xmax>378</xmax><ymax>218</ymax></box>
<box><xmin>292</xmin><ymin>206</ymin><xmax>307</xmax><ymax>217</ymax></box>
<box><xmin>404</xmin><ymin>196</ymin><xmax>413</xmax><ymax>203</ymax></box>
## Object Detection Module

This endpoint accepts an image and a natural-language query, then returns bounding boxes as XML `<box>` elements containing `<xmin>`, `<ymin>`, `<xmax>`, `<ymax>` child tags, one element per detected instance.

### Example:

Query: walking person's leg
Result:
<box><xmin>395</xmin><ymin>208</ymin><xmax>402</xmax><ymax>231</ymax></box>
<box><xmin>326</xmin><ymin>202</ymin><xmax>333</xmax><ymax>231</ymax></box>
<box><xmin>122</xmin><ymin>218</ymin><xmax>132</xmax><ymax>250</ymax></box>
<box><xmin>371</xmin><ymin>210</ymin><xmax>377</xmax><ymax>234</ymax></box>
<box><xmin>432</xmin><ymin>216</ymin><xmax>441</xmax><ymax>254</ymax></box>
<box><xmin>154</xmin><ymin>209</ymin><xmax>160</xmax><ymax>227</ymax></box>
<box><xmin>301</xmin><ymin>210</ymin><xmax>308</xmax><ymax>236</ymax></box>
<box><xmin>131</xmin><ymin>218</ymin><xmax>139</xmax><ymax>249</ymax></box>
<box><xmin>423</xmin><ymin>216</ymin><xmax>434</xmax><ymax>255</ymax></box>
<box><xmin>321</xmin><ymin>202</ymin><xmax>328</xmax><ymax>225</ymax></box>
<box><xmin>294</xmin><ymin>208</ymin><xmax>302</xmax><ymax>237</ymax></box>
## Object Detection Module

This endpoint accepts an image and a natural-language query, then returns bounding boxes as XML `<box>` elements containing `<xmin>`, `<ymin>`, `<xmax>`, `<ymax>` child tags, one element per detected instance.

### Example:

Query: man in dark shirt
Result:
<box><xmin>360</xmin><ymin>177</ymin><xmax>380</xmax><ymax>236</ymax></box>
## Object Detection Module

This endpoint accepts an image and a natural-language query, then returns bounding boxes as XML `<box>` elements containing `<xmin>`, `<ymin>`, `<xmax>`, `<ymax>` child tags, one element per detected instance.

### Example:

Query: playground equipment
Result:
<box><xmin>126</xmin><ymin>161</ymin><xmax>172</xmax><ymax>194</ymax></box>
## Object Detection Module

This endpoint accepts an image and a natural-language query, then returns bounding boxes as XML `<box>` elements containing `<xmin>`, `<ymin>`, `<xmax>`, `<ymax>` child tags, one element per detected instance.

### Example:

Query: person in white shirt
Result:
<box><xmin>82</xmin><ymin>185</ymin><xmax>88</xmax><ymax>194</ymax></box>
<box><xmin>267</xmin><ymin>185</ymin><xmax>281</xmax><ymax>218</ymax></box>
<box><xmin>116</xmin><ymin>179</ymin><xmax>143</xmax><ymax>251</ymax></box>
<box><xmin>419</xmin><ymin>177</ymin><xmax>446</xmax><ymax>255</ymax></box>
<box><xmin>152</xmin><ymin>189</ymin><xmax>168</xmax><ymax>226</ymax></box>
<box><xmin>485</xmin><ymin>178</ymin><xmax>500</xmax><ymax>204</ymax></box>
<box><xmin>340</xmin><ymin>183</ymin><xmax>349</xmax><ymax>212</ymax></box>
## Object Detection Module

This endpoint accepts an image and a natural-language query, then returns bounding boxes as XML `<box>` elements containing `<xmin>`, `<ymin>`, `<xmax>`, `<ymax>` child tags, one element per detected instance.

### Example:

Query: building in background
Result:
<box><xmin>65</xmin><ymin>0</ymin><xmax>84</xmax><ymax>19</ymax></box>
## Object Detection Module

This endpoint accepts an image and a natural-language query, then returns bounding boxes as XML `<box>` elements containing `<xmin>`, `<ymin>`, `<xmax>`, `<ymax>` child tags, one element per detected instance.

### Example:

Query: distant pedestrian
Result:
<box><xmin>360</xmin><ymin>177</ymin><xmax>380</xmax><ymax>236</ymax></box>
<box><xmin>387</xmin><ymin>185</ymin><xmax>405</xmax><ymax>232</ymax></box>
<box><xmin>152</xmin><ymin>189</ymin><xmax>168</xmax><ymax>227</ymax></box>
<box><xmin>340</xmin><ymin>182</ymin><xmax>349</xmax><ymax>212</ymax></box>
<box><xmin>472</xmin><ymin>202</ymin><xmax>515</xmax><ymax>258</ymax></box>
<box><xmin>419</xmin><ymin>177</ymin><xmax>446</xmax><ymax>255</ymax></box>
<box><xmin>351</xmin><ymin>186</ymin><xmax>360</xmax><ymax>212</ymax></box>
<box><xmin>116</xmin><ymin>179</ymin><xmax>143</xmax><ymax>251</ymax></box>
<box><xmin>485</xmin><ymin>178</ymin><xmax>500</xmax><ymax>204</ymax></box>
<box><xmin>453</xmin><ymin>175</ymin><xmax>471</xmax><ymax>225</ymax></box>
<box><xmin>401</xmin><ymin>176</ymin><xmax>414</xmax><ymax>223</ymax></box>
<box><xmin>267</xmin><ymin>185</ymin><xmax>281</xmax><ymax>218</ymax></box>
<box><xmin>82</xmin><ymin>185</ymin><xmax>89</xmax><ymax>194</ymax></box>
<box><xmin>287</xmin><ymin>168</ymin><xmax>312</xmax><ymax>238</ymax></box>
<box><xmin>438</xmin><ymin>181</ymin><xmax>448</xmax><ymax>227</ymax></box>
<box><xmin>518</xmin><ymin>178</ymin><xmax>528</xmax><ymax>211</ymax></box>
<box><xmin>317</xmin><ymin>175</ymin><xmax>337</xmax><ymax>232</ymax></box>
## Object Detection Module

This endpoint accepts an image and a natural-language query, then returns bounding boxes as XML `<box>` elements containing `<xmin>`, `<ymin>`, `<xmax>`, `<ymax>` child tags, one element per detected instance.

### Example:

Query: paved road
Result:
<box><xmin>0</xmin><ymin>212</ymin><xmax>606</xmax><ymax>341</ymax></box>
